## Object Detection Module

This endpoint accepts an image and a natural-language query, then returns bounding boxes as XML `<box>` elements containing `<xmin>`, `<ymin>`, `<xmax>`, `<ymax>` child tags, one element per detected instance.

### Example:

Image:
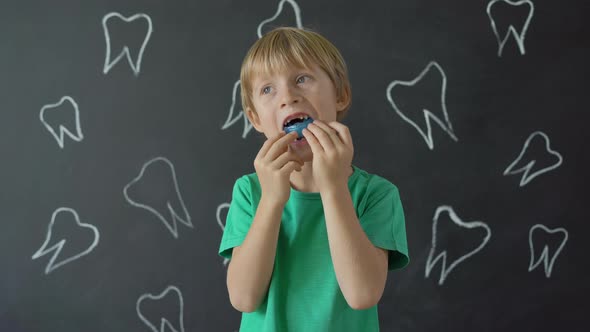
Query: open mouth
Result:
<box><xmin>283</xmin><ymin>114</ymin><xmax>310</xmax><ymax>127</ymax></box>
<box><xmin>283</xmin><ymin>115</ymin><xmax>313</xmax><ymax>140</ymax></box>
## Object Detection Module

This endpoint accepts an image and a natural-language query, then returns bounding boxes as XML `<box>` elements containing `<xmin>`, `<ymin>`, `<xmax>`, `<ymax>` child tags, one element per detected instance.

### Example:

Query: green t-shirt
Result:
<box><xmin>219</xmin><ymin>165</ymin><xmax>409</xmax><ymax>332</ymax></box>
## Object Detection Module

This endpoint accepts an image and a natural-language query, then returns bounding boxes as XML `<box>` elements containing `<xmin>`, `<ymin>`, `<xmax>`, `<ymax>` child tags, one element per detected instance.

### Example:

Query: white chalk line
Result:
<box><xmin>528</xmin><ymin>224</ymin><xmax>568</xmax><ymax>278</ymax></box>
<box><xmin>136</xmin><ymin>285</ymin><xmax>185</xmax><ymax>332</ymax></box>
<box><xmin>102</xmin><ymin>12</ymin><xmax>153</xmax><ymax>76</ymax></box>
<box><xmin>123</xmin><ymin>157</ymin><xmax>193</xmax><ymax>239</ymax></box>
<box><xmin>39</xmin><ymin>96</ymin><xmax>84</xmax><ymax>149</ymax></box>
<box><xmin>386</xmin><ymin>61</ymin><xmax>459</xmax><ymax>150</ymax></box>
<box><xmin>221</xmin><ymin>80</ymin><xmax>254</xmax><ymax>139</ymax></box>
<box><xmin>256</xmin><ymin>0</ymin><xmax>303</xmax><ymax>38</ymax></box>
<box><xmin>487</xmin><ymin>0</ymin><xmax>534</xmax><ymax>57</ymax></box>
<box><xmin>503</xmin><ymin>131</ymin><xmax>563</xmax><ymax>187</ymax></box>
<box><xmin>31</xmin><ymin>207</ymin><xmax>100</xmax><ymax>275</ymax></box>
<box><xmin>425</xmin><ymin>205</ymin><xmax>491</xmax><ymax>285</ymax></box>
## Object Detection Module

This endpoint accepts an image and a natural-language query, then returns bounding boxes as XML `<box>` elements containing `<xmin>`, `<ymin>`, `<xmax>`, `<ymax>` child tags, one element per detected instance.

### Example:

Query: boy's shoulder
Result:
<box><xmin>236</xmin><ymin>171</ymin><xmax>260</xmax><ymax>187</ymax></box>
<box><xmin>231</xmin><ymin>171</ymin><xmax>262</xmax><ymax>197</ymax></box>
<box><xmin>350</xmin><ymin>165</ymin><xmax>400</xmax><ymax>196</ymax></box>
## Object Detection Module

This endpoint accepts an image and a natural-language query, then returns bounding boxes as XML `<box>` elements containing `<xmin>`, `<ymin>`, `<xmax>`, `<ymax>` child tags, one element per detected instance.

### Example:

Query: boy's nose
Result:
<box><xmin>279</xmin><ymin>87</ymin><xmax>300</xmax><ymax>108</ymax></box>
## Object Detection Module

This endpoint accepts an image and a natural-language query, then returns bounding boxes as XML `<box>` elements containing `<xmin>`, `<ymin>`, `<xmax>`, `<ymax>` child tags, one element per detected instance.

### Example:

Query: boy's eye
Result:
<box><xmin>262</xmin><ymin>86</ymin><xmax>272</xmax><ymax>95</ymax></box>
<box><xmin>296</xmin><ymin>75</ymin><xmax>308</xmax><ymax>84</ymax></box>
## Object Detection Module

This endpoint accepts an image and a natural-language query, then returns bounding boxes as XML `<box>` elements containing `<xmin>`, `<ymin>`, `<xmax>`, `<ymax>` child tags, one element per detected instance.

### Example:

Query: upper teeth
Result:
<box><xmin>284</xmin><ymin>115</ymin><xmax>309</xmax><ymax>126</ymax></box>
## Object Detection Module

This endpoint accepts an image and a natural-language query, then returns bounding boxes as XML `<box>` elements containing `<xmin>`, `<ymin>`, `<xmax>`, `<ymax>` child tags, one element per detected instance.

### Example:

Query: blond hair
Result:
<box><xmin>240</xmin><ymin>27</ymin><xmax>351</xmax><ymax>120</ymax></box>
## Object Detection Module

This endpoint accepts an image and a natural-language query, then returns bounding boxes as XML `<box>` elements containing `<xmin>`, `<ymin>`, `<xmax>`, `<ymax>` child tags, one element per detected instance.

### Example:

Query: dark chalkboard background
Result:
<box><xmin>1</xmin><ymin>0</ymin><xmax>588</xmax><ymax>331</ymax></box>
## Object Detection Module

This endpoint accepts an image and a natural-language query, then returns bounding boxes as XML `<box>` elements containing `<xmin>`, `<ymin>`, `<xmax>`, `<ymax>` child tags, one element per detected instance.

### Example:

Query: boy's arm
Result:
<box><xmin>302</xmin><ymin>120</ymin><xmax>389</xmax><ymax>310</ymax></box>
<box><xmin>226</xmin><ymin>131</ymin><xmax>303</xmax><ymax>313</ymax></box>
<box><xmin>321</xmin><ymin>186</ymin><xmax>389</xmax><ymax>310</ymax></box>
<box><xmin>226</xmin><ymin>196</ymin><xmax>284</xmax><ymax>313</ymax></box>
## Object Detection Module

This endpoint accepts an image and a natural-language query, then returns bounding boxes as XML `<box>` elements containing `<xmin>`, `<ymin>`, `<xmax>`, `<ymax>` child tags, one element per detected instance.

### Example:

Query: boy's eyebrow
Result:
<box><xmin>252</xmin><ymin>76</ymin><xmax>271</xmax><ymax>90</ymax></box>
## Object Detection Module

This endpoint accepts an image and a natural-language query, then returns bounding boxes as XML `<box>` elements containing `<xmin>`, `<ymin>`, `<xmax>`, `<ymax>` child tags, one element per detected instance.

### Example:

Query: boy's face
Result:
<box><xmin>245</xmin><ymin>63</ymin><xmax>347</xmax><ymax>161</ymax></box>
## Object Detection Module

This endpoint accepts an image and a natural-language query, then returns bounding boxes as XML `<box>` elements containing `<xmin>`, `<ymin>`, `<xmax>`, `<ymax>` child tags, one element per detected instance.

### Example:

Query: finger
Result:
<box><xmin>272</xmin><ymin>148</ymin><xmax>303</xmax><ymax>169</ymax></box>
<box><xmin>257</xmin><ymin>131</ymin><xmax>287</xmax><ymax>160</ymax></box>
<box><xmin>307</xmin><ymin>121</ymin><xmax>336</xmax><ymax>150</ymax></box>
<box><xmin>326</xmin><ymin>121</ymin><xmax>352</xmax><ymax>147</ymax></box>
<box><xmin>265</xmin><ymin>131</ymin><xmax>298</xmax><ymax>160</ymax></box>
<box><xmin>302</xmin><ymin>128</ymin><xmax>322</xmax><ymax>155</ymax></box>
<box><xmin>312</xmin><ymin>120</ymin><xmax>343</xmax><ymax>147</ymax></box>
<box><xmin>280</xmin><ymin>160</ymin><xmax>303</xmax><ymax>175</ymax></box>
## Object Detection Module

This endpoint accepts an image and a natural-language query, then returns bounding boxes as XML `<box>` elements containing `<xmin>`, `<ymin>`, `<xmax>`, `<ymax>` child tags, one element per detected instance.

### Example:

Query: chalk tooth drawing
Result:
<box><xmin>425</xmin><ymin>205</ymin><xmax>491</xmax><ymax>285</ymax></box>
<box><xmin>528</xmin><ymin>224</ymin><xmax>568</xmax><ymax>278</ymax></box>
<box><xmin>503</xmin><ymin>131</ymin><xmax>563</xmax><ymax>187</ymax></box>
<box><xmin>123</xmin><ymin>157</ymin><xmax>192</xmax><ymax>239</ymax></box>
<box><xmin>221</xmin><ymin>80</ymin><xmax>254</xmax><ymax>139</ymax></box>
<box><xmin>386</xmin><ymin>61</ymin><xmax>458</xmax><ymax>150</ymax></box>
<box><xmin>216</xmin><ymin>203</ymin><xmax>231</xmax><ymax>266</ymax></box>
<box><xmin>257</xmin><ymin>0</ymin><xmax>303</xmax><ymax>38</ymax></box>
<box><xmin>39</xmin><ymin>96</ymin><xmax>84</xmax><ymax>149</ymax></box>
<box><xmin>102</xmin><ymin>12</ymin><xmax>153</xmax><ymax>76</ymax></box>
<box><xmin>487</xmin><ymin>0</ymin><xmax>534</xmax><ymax>57</ymax></box>
<box><xmin>222</xmin><ymin>0</ymin><xmax>303</xmax><ymax>138</ymax></box>
<box><xmin>136</xmin><ymin>285</ymin><xmax>185</xmax><ymax>332</ymax></box>
<box><xmin>31</xmin><ymin>207</ymin><xmax>100</xmax><ymax>275</ymax></box>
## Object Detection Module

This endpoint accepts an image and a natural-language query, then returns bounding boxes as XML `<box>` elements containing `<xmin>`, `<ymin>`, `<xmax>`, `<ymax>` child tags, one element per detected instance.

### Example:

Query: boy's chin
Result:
<box><xmin>292</xmin><ymin>148</ymin><xmax>313</xmax><ymax>163</ymax></box>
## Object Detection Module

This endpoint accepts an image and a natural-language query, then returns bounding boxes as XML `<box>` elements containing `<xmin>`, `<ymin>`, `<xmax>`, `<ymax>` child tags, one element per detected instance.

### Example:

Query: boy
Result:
<box><xmin>219</xmin><ymin>27</ymin><xmax>409</xmax><ymax>331</ymax></box>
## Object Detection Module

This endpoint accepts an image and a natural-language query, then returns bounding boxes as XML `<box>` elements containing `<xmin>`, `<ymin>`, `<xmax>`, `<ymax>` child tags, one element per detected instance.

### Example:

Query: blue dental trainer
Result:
<box><xmin>284</xmin><ymin>116</ymin><xmax>313</xmax><ymax>140</ymax></box>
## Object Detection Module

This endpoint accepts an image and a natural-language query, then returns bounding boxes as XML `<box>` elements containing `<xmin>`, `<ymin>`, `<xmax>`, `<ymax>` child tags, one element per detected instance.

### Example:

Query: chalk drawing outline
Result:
<box><xmin>528</xmin><ymin>224</ymin><xmax>568</xmax><ymax>278</ymax></box>
<box><xmin>123</xmin><ymin>157</ymin><xmax>193</xmax><ymax>239</ymax></box>
<box><xmin>386</xmin><ymin>61</ymin><xmax>459</xmax><ymax>150</ymax></box>
<box><xmin>503</xmin><ymin>131</ymin><xmax>563</xmax><ymax>187</ymax></box>
<box><xmin>136</xmin><ymin>285</ymin><xmax>185</xmax><ymax>332</ymax></box>
<box><xmin>221</xmin><ymin>80</ymin><xmax>254</xmax><ymax>139</ymax></box>
<box><xmin>39</xmin><ymin>96</ymin><xmax>84</xmax><ymax>149</ymax></box>
<box><xmin>102</xmin><ymin>12</ymin><xmax>153</xmax><ymax>76</ymax></box>
<box><xmin>31</xmin><ymin>207</ymin><xmax>100</xmax><ymax>274</ymax></box>
<box><xmin>425</xmin><ymin>205</ymin><xmax>491</xmax><ymax>285</ymax></box>
<box><xmin>216</xmin><ymin>203</ymin><xmax>231</xmax><ymax>266</ymax></box>
<box><xmin>486</xmin><ymin>0</ymin><xmax>534</xmax><ymax>57</ymax></box>
<box><xmin>257</xmin><ymin>0</ymin><xmax>303</xmax><ymax>38</ymax></box>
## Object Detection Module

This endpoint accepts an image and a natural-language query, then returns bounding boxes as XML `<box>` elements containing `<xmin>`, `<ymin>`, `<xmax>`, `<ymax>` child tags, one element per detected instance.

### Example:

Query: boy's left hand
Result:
<box><xmin>302</xmin><ymin>120</ymin><xmax>354</xmax><ymax>193</ymax></box>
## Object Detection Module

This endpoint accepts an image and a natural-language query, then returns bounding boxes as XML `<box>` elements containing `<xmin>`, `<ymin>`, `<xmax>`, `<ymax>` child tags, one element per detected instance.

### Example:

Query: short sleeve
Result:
<box><xmin>359</xmin><ymin>184</ymin><xmax>409</xmax><ymax>271</ymax></box>
<box><xmin>218</xmin><ymin>176</ymin><xmax>254</xmax><ymax>259</ymax></box>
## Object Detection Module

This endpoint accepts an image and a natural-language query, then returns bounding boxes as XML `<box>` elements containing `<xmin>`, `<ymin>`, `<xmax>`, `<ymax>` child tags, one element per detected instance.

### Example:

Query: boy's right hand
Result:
<box><xmin>254</xmin><ymin>131</ymin><xmax>303</xmax><ymax>206</ymax></box>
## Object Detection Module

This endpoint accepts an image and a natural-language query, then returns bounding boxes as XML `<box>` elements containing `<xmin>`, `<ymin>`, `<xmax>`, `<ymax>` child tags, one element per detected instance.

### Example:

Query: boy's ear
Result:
<box><xmin>335</xmin><ymin>91</ymin><xmax>351</xmax><ymax>112</ymax></box>
<box><xmin>245</xmin><ymin>107</ymin><xmax>264</xmax><ymax>133</ymax></box>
